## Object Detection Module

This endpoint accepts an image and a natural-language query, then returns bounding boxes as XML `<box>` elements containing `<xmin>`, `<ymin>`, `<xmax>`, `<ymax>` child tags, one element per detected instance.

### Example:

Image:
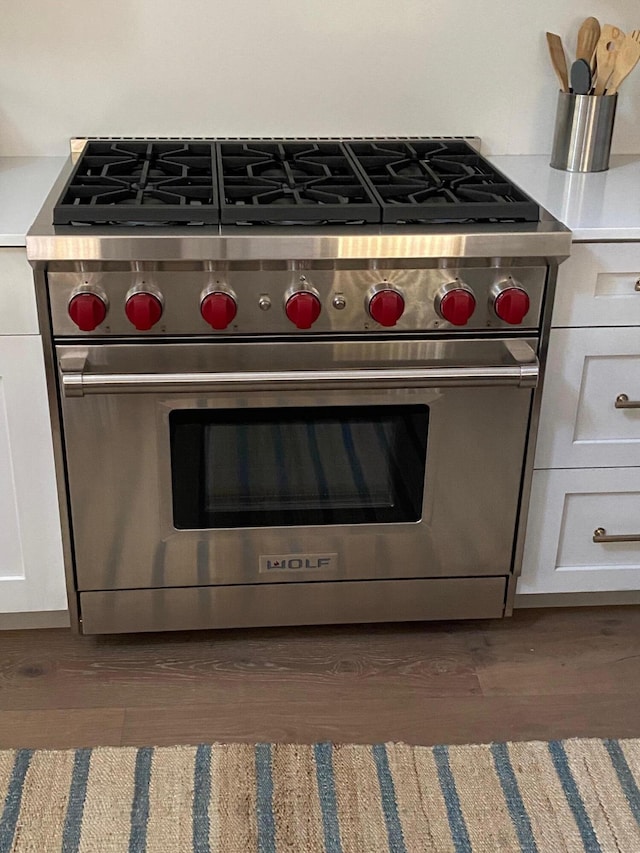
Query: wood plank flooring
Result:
<box><xmin>0</xmin><ymin>606</ymin><xmax>639</xmax><ymax>748</ymax></box>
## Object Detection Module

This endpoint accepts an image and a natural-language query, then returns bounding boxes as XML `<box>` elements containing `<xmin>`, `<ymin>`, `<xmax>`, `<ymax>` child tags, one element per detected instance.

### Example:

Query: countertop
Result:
<box><xmin>490</xmin><ymin>155</ymin><xmax>640</xmax><ymax>242</ymax></box>
<box><xmin>1</xmin><ymin>154</ymin><xmax>640</xmax><ymax>246</ymax></box>
<box><xmin>0</xmin><ymin>157</ymin><xmax>66</xmax><ymax>247</ymax></box>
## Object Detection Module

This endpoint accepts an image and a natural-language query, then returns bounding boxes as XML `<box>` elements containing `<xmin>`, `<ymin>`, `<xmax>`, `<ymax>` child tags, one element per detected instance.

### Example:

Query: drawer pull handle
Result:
<box><xmin>593</xmin><ymin>527</ymin><xmax>640</xmax><ymax>543</ymax></box>
<box><xmin>615</xmin><ymin>394</ymin><xmax>640</xmax><ymax>409</ymax></box>
<box><xmin>635</xmin><ymin>279</ymin><xmax>640</xmax><ymax>292</ymax></box>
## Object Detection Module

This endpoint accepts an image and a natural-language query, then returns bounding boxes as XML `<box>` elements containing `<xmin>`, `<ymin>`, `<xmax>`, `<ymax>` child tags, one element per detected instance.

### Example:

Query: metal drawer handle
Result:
<box><xmin>635</xmin><ymin>278</ymin><xmax>640</xmax><ymax>292</ymax></box>
<box><xmin>593</xmin><ymin>527</ymin><xmax>640</xmax><ymax>544</ymax></box>
<box><xmin>615</xmin><ymin>394</ymin><xmax>640</xmax><ymax>409</ymax></box>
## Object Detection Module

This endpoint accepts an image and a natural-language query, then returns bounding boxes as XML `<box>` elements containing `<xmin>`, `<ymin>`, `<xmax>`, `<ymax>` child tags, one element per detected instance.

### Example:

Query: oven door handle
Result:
<box><xmin>61</xmin><ymin>361</ymin><xmax>539</xmax><ymax>397</ymax></box>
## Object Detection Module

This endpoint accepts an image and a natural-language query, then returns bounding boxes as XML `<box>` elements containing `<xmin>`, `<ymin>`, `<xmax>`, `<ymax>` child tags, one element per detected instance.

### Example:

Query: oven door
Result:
<box><xmin>57</xmin><ymin>337</ymin><xmax>538</xmax><ymax>591</ymax></box>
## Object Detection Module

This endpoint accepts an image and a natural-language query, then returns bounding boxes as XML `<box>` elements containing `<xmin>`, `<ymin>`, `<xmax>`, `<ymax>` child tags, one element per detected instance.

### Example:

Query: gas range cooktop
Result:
<box><xmin>52</xmin><ymin>138</ymin><xmax>541</xmax><ymax>227</ymax></box>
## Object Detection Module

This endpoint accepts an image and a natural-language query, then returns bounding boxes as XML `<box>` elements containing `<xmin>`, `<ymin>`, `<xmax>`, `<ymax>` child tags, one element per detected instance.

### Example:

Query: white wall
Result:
<box><xmin>1</xmin><ymin>0</ymin><xmax>638</xmax><ymax>157</ymax></box>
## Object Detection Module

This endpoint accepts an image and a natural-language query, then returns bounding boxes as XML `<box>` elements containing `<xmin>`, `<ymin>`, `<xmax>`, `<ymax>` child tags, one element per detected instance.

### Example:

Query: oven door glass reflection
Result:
<box><xmin>170</xmin><ymin>405</ymin><xmax>428</xmax><ymax>529</ymax></box>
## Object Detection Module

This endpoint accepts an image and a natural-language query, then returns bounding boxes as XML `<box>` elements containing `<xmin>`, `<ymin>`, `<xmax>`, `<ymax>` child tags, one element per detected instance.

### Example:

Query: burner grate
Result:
<box><xmin>217</xmin><ymin>142</ymin><xmax>380</xmax><ymax>224</ymax></box>
<box><xmin>53</xmin><ymin>141</ymin><xmax>219</xmax><ymax>225</ymax></box>
<box><xmin>345</xmin><ymin>140</ymin><xmax>540</xmax><ymax>224</ymax></box>
<box><xmin>51</xmin><ymin>138</ymin><xmax>541</xmax><ymax>227</ymax></box>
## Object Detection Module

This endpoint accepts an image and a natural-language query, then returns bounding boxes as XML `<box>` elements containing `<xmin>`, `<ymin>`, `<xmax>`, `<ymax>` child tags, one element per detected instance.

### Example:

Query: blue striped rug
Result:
<box><xmin>1</xmin><ymin>739</ymin><xmax>639</xmax><ymax>851</ymax></box>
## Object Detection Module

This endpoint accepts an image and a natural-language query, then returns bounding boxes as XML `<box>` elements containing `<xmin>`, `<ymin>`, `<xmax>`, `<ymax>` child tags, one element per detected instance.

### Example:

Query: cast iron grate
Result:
<box><xmin>53</xmin><ymin>140</ymin><xmax>219</xmax><ymax>225</ymax></box>
<box><xmin>52</xmin><ymin>138</ymin><xmax>541</xmax><ymax>226</ymax></box>
<box><xmin>216</xmin><ymin>141</ymin><xmax>380</xmax><ymax>225</ymax></box>
<box><xmin>345</xmin><ymin>140</ymin><xmax>540</xmax><ymax>224</ymax></box>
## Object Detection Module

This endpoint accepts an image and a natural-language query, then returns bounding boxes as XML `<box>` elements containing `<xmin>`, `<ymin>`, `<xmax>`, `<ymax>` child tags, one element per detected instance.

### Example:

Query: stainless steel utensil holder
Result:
<box><xmin>550</xmin><ymin>91</ymin><xmax>617</xmax><ymax>172</ymax></box>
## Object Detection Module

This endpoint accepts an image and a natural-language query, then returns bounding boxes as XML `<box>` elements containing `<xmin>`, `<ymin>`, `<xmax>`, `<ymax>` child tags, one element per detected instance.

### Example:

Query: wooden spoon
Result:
<box><xmin>546</xmin><ymin>32</ymin><xmax>569</xmax><ymax>92</ymax></box>
<box><xmin>594</xmin><ymin>25</ymin><xmax>626</xmax><ymax>95</ymax></box>
<box><xmin>576</xmin><ymin>16</ymin><xmax>601</xmax><ymax>67</ymax></box>
<box><xmin>606</xmin><ymin>31</ymin><xmax>640</xmax><ymax>94</ymax></box>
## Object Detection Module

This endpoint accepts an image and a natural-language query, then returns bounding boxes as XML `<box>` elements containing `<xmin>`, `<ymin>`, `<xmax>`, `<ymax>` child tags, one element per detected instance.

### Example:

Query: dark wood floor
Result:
<box><xmin>1</xmin><ymin>606</ymin><xmax>639</xmax><ymax>748</ymax></box>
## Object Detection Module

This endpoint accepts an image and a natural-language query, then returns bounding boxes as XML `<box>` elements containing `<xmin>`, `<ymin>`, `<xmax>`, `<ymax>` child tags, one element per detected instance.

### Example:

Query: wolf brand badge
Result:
<box><xmin>259</xmin><ymin>553</ymin><xmax>338</xmax><ymax>572</ymax></box>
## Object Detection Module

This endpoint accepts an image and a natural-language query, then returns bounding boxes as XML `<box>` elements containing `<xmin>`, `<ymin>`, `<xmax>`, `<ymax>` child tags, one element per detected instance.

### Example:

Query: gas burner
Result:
<box><xmin>217</xmin><ymin>142</ymin><xmax>380</xmax><ymax>224</ymax></box>
<box><xmin>345</xmin><ymin>140</ymin><xmax>540</xmax><ymax>224</ymax></box>
<box><xmin>53</xmin><ymin>141</ymin><xmax>218</xmax><ymax>225</ymax></box>
<box><xmin>51</xmin><ymin>138</ymin><xmax>541</xmax><ymax>227</ymax></box>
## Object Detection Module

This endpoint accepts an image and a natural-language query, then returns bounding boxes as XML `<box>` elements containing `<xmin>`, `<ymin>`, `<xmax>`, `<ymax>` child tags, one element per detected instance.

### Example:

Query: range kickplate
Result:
<box><xmin>345</xmin><ymin>140</ymin><xmax>540</xmax><ymax>224</ymax></box>
<box><xmin>216</xmin><ymin>141</ymin><xmax>381</xmax><ymax>225</ymax></box>
<box><xmin>53</xmin><ymin>140</ymin><xmax>219</xmax><ymax>225</ymax></box>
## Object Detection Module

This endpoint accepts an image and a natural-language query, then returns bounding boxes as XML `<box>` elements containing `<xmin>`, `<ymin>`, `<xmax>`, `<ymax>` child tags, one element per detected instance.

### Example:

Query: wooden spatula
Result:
<box><xmin>606</xmin><ymin>31</ymin><xmax>640</xmax><ymax>94</ymax></box>
<box><xmin>546</xmin><ymin>32</ymin><xmax>569</xmax><ymax>92</ymax></box>
<box><xmin>594</xmin><ymin>25</ymin><xmax>626</xmax><ymax>95</ymax></box>
<box><xmin>576</xmin><ymin>16</ymin><xmax>601</xmax><ymax>67</ymax></box>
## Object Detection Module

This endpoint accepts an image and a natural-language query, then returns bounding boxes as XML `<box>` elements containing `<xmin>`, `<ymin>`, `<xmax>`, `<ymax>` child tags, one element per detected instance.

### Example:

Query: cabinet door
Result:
<box><xmin>0</xmin><ymin>249</ymin><xmax>39</xmax><ymax>335</ymax></box>
<box><xmin>0</xmin><ymin>337</ymin><xmax>67</xmax><ymax>612</ymax></box>
<box><xmin>520</xmin><ymin>467</ymin><xmax>640</xmax><ymax>594</ymax></box>
<box><xmin>536</xmin><ymin>327</ymin><xmax>640</xmax><ymax>469</ymax></box>
<box><xmin>553</xmin><ymin>243</ymin><xmax>640</xmax><ymax>328</ymax></box>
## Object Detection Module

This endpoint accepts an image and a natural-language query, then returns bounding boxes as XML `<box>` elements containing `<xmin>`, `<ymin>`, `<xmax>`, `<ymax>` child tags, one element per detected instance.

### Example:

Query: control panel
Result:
<box><xmin>48</xmin><ymin>265</ymin><xmax>547</xmax><ymax>336</ymax></box>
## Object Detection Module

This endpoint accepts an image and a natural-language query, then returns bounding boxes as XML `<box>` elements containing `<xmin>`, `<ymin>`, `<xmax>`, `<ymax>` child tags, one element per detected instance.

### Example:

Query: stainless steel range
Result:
<box><xmin>27</xmin><ymin>138</ymin><xmax>571</xmax><ymax>634</ymax></box>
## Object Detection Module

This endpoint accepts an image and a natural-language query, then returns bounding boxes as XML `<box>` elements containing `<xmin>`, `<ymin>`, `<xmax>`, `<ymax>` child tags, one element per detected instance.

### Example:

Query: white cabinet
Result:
<box><xmin>521</xmin><ymin>468</ymin><xmax>640</xmax><ymax>594</ymax></box>
<box><xmin>537</xmin><ymin>327</ymin><xmax>640</xmax><ymax>469</ymax></box>
<box><xmin>0</xmin><ymin>248</ymin><xmax>39</xmax><ymax>335</ymax></box>
<box><xmin>552</xmin><ymin>244</ymin><xmax>640</xmax><ymax>328</ymax></box>
<box><xmin>520</xmin><ymin>242</ymin><xmax>640</xmax><ymax>596</ymax></box>
<box><xmin>0</xmin><ymin>249</ymin><xmax>67</xmax><ymax>614</ymax></box>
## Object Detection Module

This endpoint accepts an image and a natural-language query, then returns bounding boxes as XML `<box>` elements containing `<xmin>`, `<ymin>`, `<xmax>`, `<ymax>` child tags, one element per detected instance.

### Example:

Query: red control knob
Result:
<box><xmin>368</xmin><ymin>289</ymin><xmax>405</xmax><ymax>327</ymax></box>
<box><xmin>68</xmin><ymin>292</ymin><xmax>107</xmax><ymax>331</ymax></box>
<box><xmin>494</xmin><ymin>287</ymin><xmax>531</xmax><ymax>325</ymax></box>
<box><xmin>201</xmin><ymin>292</ymin><xmax>237</xmax><ymax>330</ymax></box>
<box><xmin>125</xmin><ymin>292</ymin><xmax>163</xmax><ymax>331</ymax></box>
<box><xmin>285</xmin><ymin>291</ymin><xmax>321</xmax><ymax>329</ymax></box>
<box><xmin>438</xmin><ymin>288</ymin><xmax>476</xmax><ymax>326</ymax></box>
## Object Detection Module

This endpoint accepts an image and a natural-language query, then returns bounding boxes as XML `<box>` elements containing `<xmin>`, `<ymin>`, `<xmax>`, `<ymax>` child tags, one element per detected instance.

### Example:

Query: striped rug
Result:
<box><xmin>1</xmin><ymin>740</ymin><xmax>640</xmax><ymax>852</ymax></box>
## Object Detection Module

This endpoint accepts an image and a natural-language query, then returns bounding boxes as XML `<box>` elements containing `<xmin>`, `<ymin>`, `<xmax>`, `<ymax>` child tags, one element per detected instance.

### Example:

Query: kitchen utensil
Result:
<box><xmin>576</xmin><ymin>16</ymin><xmax>601</xmax><ymax>66</ymax></box>
<box><xmin>606</xmin><ymin>31</ymin><xmax>640</xmax><ymax>94</ymax></box>
<box><xmin>546</xmin><ymin>32</ymin><xmax>569</xmax><ymax>92</ymax></box>
<box><xmin>594</xmin><ymin>25</ymin><xmax>625</xmax><ymax>95</ymax></box>
<box><xmin>570</xmin><ymin>59</ymin><xmax>592</xmax><ymax>95</ymax></box>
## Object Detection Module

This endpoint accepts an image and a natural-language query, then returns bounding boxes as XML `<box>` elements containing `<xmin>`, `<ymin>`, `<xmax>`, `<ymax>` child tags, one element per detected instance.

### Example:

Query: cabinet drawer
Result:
<box><xmin>0</xmin><ymin>249</ymin><xmax>38</xmax><ymax>335</ymax></box>
<box><xmin>536</xmin><ymin>327</ymin><xmax>640</xmax><ymax>469</ymax></box>
<box><xmin>520</xmin><ymin>468</ymin><xmax>640</xmax><ymax>594</ymax></box>
<box><xmin>553</xmin><ymin>243</ymin><xmax>640</xmax><ymax>328</ymax></box>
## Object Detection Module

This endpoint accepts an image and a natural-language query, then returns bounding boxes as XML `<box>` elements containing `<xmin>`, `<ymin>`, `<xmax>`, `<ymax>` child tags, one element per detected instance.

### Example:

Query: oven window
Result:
<box><xmin>170</xmin><ymin>405</ymin><xmax>428</xmax><ymax>529</ymax></box>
